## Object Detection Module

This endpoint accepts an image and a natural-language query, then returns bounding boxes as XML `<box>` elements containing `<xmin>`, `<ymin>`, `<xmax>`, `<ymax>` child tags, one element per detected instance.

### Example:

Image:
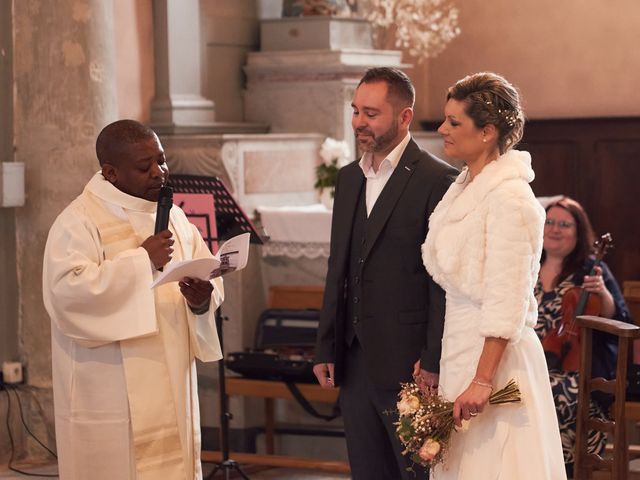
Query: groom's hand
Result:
<box><xmin>313</xmin><ymin>363</ymin><xmax>335</xmax><ymax>388</ymax></box>
<box><xmin>413</xmin><ymin>359</ymin><xmax>439</xmax><ymax>395</ymax></box>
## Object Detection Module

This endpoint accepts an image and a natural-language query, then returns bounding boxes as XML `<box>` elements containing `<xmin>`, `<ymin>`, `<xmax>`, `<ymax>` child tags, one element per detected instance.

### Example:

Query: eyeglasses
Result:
<box><xmin>544</xmin><ymin>219</ymin><xmax>575</xmax><ymax>229</ymax></box>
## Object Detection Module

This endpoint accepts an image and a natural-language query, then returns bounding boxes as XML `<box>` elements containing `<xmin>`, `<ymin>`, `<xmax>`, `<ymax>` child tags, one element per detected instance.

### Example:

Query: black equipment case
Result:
<box><xmin>226</xmin><ymin>308</ymin><xmax>319</xmax><ymax>384</ymax></box>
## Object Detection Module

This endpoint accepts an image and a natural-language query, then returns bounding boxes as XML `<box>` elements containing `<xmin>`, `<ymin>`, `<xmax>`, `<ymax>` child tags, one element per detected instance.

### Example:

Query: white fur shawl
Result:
<box><xmin>421</xmin><ymin>150</ymin><xmax>545</xmax><ymax>341</ymax></box>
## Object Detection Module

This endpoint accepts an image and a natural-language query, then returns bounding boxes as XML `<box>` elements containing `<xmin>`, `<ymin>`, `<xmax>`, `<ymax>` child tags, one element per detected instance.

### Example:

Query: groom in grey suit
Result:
<box><xmin>313</xmin><ymin>67</ymin><xmax>457</xmax><ymax>479</ymax></box>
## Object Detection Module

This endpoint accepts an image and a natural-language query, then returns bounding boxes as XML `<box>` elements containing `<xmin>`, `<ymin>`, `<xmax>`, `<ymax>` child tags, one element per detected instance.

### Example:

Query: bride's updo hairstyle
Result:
<box><xmin>446</xmin><ymin>72</ymin><xmax>525</xmax><ymax>154</ymax></box>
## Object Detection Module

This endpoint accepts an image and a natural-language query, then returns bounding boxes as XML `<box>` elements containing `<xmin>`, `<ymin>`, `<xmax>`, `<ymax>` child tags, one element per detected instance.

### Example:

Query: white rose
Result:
<box><xmin>418</xmin><ymin>438</ymin><xmax>441</xmax><ymax>462</ymax></box>
<box><xmin>397</xmin><ymin>394</ymin><xmax>420</xmax><ymax>416</ymax></box>
<box><xmin>319</xmin><ymin>137</ymin><xmax>350</xmax><ymax>166</ymax></box>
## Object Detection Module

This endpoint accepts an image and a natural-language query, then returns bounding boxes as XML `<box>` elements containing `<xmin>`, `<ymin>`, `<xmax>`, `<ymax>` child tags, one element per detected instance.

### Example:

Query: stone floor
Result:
<box><xmin>0</xmin><ymin>463</ymin><xmax>351</xmax><ymax>479</ymax></box>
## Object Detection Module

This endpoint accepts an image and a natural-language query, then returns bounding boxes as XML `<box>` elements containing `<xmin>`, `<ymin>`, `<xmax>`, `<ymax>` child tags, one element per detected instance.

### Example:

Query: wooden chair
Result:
<box><xmin>575</xmin><ymin>315</ymin><xmax>640</xmax><ymax>479</ymax></box>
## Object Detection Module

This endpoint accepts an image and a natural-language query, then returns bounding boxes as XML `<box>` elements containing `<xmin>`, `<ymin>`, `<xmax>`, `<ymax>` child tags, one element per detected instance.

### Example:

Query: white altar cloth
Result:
<box><xmin>256</xmin><ymin>204</ymin><xmax>332</xmax><ymax>259</ymax></box>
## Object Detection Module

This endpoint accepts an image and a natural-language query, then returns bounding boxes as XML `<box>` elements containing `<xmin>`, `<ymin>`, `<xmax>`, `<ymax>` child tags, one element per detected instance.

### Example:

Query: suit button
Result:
<box><xmin>358</xmin><ymin>258</ymin><xmax>364</xmax><ymax>264</ymax></box>
<box><xmin>354</xmin><ymin>276</ymin><xmax>360</xmax><ymax>285</ymax></box>
<box><xmin>353</xmin><ymin>296</ymin><xmax>359</xmax><ymax>304</ymax></box>
<box><xmin>352</xmin><ymin>316</ymin><xmax>359</xmax><ymax>325</ymax></box>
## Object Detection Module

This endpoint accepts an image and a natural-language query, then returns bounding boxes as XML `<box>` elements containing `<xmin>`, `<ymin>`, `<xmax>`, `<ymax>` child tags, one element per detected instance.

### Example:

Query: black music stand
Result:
<box><xmin>168</xmin><ymin>175</ymin><xmax>263</xmax><ymax>480</ymax></box>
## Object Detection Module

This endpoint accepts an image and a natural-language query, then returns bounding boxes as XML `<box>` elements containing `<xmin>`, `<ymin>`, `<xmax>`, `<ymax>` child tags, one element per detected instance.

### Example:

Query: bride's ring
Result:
<box><xmin>469</xmin><ymin>411</ymin><xmax>478</xmax><ymax>417</ymax></box>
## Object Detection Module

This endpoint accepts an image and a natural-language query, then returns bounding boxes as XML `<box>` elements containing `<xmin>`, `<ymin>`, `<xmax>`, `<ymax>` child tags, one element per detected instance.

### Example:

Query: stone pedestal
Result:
<box><xmin>245</xmin><ymin>16</ymin><xmax>405</xmax><ymax>157</ymax></box>
<box><xmin>245</xmin><ymin>48</ymin><xmax>404</xmax><ymax>155</ymax></box>
<box><xmin>260</xmin><ymin>16</ymin><xmax>372</xmax><ymax>51</ymax></box>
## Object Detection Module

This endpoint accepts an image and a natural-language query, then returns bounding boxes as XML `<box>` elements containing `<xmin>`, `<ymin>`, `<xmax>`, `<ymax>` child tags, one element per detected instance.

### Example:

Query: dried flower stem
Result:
<box><xmin>488</xmin><ymin>379</ymin><xmax>522</xmax><ymax>405</ymax></box>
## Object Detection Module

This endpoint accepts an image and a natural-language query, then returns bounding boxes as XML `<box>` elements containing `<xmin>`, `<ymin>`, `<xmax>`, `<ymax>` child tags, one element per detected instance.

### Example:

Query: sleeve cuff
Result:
<box><xmin>314</xmin><ymin>341</ymin><xmax>335</xmax><ymax>364</ymax></box>
<box><xmin>420</xmin><ymin>348</ymin><xmax>441</xmax><ymax>374</ymax></box>
<box><xmin>189</xmin><ymin>300</ymin><xmax>210</xmax><ymax>315</ymax></box>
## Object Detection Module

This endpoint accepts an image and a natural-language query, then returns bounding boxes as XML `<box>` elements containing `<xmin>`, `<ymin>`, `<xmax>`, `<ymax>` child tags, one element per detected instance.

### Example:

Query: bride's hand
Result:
<box><xmin>452</xmin><ymin>379</ymin><xmax>493</xmax><ymax>427</ymax></box>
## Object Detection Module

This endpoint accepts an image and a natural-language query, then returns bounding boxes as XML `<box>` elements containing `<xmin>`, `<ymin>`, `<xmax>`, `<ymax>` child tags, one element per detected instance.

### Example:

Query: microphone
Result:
<box><xmin>154</xmin><ymin>186</ymin><xmax>173</xmax><ymax>272</ymax></box>
<box><xmin>154</xmin><ymin>186</ymin><xmax>173</xmax><ymax>235</ymax></box>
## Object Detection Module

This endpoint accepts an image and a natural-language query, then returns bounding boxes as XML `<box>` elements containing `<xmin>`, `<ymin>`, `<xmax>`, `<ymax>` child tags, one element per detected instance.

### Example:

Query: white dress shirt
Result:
<box><xmin>358</xmin><ymin>132</ymin><xmax>411</xmax><ymax>216</ymax></box>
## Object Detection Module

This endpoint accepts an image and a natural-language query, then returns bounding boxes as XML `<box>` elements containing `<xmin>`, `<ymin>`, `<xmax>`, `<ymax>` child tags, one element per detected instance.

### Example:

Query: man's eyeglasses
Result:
<box><xmin>544</xmin><ymin>219</ymin><xmax>575</xmax><ymax>229</ymax></box>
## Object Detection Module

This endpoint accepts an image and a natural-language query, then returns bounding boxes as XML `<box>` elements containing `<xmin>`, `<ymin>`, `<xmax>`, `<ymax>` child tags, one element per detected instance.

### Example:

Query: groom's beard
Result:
<box><xmin>355</xmin><ymin>120</ymin><xmax>399</xmax><ymax>154</ymax></box>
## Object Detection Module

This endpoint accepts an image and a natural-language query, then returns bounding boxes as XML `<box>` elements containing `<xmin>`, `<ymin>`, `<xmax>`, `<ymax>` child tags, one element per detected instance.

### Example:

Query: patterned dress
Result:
<box><xmin>534</xmin><ymin>275</ymin><xmax>608</xmax><ymax>466</ymax></box>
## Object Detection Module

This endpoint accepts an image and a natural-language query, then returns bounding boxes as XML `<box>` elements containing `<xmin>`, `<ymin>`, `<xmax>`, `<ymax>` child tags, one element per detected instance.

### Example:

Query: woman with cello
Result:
<box><xmin>535</xmin><ymin>196</ymin><xmax>632</xmax><ymax>478</ymax></box>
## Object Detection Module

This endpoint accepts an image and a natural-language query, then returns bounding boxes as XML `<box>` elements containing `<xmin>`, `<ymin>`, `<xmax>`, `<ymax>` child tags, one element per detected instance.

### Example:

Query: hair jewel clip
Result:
<box><xmin>497</xmin><ymin>108</ymin><xmax>516</xmax><ymax>127</ymax></box>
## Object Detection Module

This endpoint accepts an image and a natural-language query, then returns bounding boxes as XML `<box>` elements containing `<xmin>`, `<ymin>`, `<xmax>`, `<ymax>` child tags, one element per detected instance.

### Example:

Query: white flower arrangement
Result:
<box><xmin>315</xmin><ymin>137</ymin><xmax>351</xmax><ymax>197</ymax></box>
<box><xmin>359</xmin><ymin>0</ymin><xmax>461</xmax><ymax>63</ymax></box>
<box><xmin>320</xmin><ymin>137</ymin><xmax>351</xmax><ymax>168</ymax></box>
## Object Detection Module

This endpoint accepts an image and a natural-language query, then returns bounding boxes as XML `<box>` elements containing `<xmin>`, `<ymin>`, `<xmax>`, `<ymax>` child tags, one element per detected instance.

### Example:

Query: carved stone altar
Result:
<box><xmin>162</xmin><ymin>132</ymin><xmax>323</xmax><ymax>212</ymax></box>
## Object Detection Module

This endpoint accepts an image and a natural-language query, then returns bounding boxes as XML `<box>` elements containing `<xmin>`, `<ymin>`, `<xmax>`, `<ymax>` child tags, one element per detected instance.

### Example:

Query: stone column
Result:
<box><xmin>150</xmin><ymin>0</ymin><xmax>216</xmax><ymax>133</ymax></box>
<box><xmin>11</xmin><ymin>0</ymin><xmax>118</xmax><ymax>459</ymax></box>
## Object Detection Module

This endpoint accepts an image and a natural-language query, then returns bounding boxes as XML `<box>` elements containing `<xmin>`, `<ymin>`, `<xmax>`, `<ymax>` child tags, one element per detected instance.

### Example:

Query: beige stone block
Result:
<box><xmin>244</xmin><ymin>149</ymin><xmax>317</xmax><ymax>193</ymax></box>
<box><xmin>261</xmin><ymin>17</ymin><xmax>372</xmax><ymax>51</ymax></box>
<box><xmin>244</xmin><ymin>48</ymin><xmax>405</xmax><ymax>147</ymax></box>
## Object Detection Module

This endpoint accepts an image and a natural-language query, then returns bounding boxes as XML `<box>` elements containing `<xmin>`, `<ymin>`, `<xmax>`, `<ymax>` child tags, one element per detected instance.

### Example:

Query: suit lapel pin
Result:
<box><xmin>404</xmin><ymin>166</ymin><xmax>411</xmax><ymax>172</ymax></box>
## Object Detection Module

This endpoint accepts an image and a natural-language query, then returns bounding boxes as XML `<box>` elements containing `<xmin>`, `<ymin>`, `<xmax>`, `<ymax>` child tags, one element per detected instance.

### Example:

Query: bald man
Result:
<box><xmin>43</xmin><ymin>120</ymin><xmax>223</xmax><ymax>480</ymax></box>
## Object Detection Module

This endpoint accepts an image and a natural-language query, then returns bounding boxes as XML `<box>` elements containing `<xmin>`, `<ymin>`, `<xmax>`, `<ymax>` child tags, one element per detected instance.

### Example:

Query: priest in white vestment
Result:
<box><xmin>43</xmin><ymin>120</ymin><xmax>223</xmax><ymax>480</ymax></box>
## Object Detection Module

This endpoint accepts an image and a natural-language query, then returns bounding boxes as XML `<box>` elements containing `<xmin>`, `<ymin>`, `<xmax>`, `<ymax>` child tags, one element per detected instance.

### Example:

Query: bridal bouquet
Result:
<box><xmin>395</xmin><ymin>379</ymin><xmax>522</xmax><ymax>468</ymax></box>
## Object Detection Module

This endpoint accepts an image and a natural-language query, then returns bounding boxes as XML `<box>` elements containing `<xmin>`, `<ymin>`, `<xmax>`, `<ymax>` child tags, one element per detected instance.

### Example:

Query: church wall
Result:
<box><xmin>111</xmin><ymin>0</ymin><xmax>640</xmax><ymax>126</ymax></box>
<box><xmin>102</xmin><ymin>1</ymin><xmax>640</xmax><ymax>127</ymax></box>
<box><xmin>413</xmin><ymin>0</ymin><xmax>640</xmax><ymax>122</ymax></box>
<box><xmin>200</xmin><ymin>0</ymin><xmax>259</xmax><ymax>122</ymax></box>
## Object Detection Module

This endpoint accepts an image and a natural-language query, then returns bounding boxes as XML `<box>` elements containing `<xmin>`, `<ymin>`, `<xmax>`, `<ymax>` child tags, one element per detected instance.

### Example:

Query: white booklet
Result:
<box><xmin>150</xmin><ymin>232</ymin><xmax>250</xmax><ymax>289</ymax></box>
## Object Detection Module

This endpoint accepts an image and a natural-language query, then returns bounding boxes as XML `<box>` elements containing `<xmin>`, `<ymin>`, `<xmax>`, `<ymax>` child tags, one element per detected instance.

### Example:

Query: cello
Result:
<box><xmin>542</xmin><ymin>232</ymin><xmax>614</xmax><ymax>372</ymax></box>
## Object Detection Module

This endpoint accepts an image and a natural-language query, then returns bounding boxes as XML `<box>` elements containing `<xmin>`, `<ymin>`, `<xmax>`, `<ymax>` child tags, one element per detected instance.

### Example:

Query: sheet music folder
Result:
<box><xmin>168</xmin><ymin>174</ymin><xmax>263</xmax><ymax>246</ymax></box>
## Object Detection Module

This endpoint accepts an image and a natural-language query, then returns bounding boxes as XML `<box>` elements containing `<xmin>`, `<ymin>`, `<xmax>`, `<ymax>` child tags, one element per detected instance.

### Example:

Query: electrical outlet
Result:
<box><xmin>2</xmin><ymin>361</ymin><xmax>23</xmax><ymax>384</ymax></box>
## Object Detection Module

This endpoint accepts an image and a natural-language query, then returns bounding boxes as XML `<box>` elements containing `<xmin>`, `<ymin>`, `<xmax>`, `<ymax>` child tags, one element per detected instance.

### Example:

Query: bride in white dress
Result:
<box><xmin>421</xmin><ymin>72</ymin><xmax>566</xmax><ymax>480</ymax></box>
